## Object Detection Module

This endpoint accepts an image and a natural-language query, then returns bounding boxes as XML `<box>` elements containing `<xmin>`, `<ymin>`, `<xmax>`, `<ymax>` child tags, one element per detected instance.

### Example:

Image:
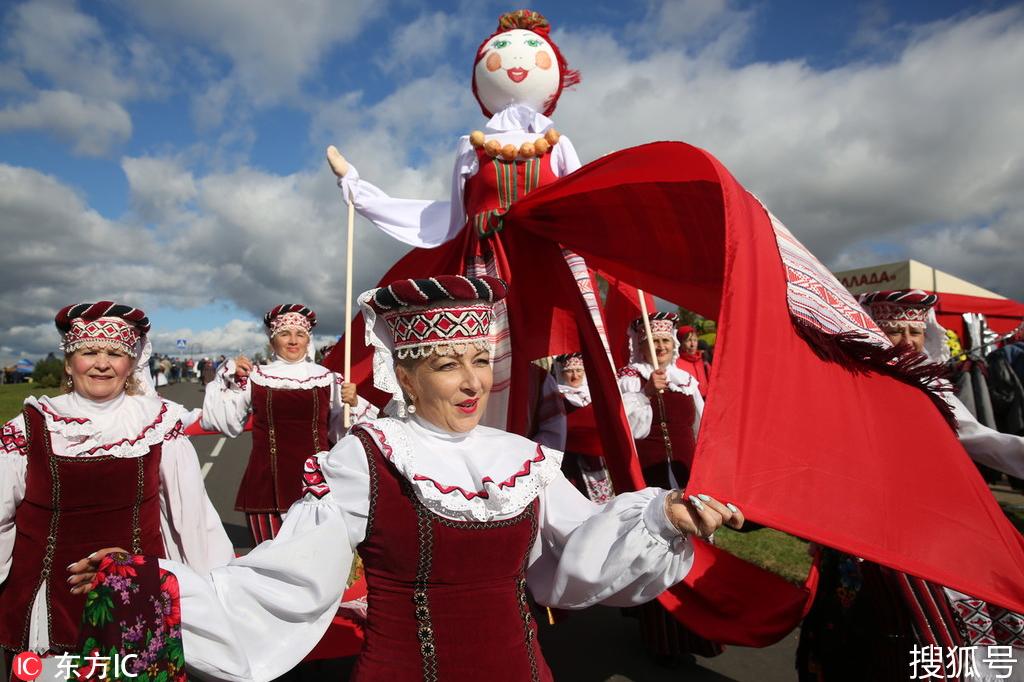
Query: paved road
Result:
<box><xmin>157</xmin><ymin>381</ymin><xmax>799</xmax><ymax>682</ymax></box>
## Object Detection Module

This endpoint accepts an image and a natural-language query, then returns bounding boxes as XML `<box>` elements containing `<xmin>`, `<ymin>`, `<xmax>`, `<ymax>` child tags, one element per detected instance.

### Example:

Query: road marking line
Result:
<box><xmin>209</xmin><ymin>437</ymin><xmax>226</xmax><ymax>458</ymax></box>
<box><xmin>201</xmin><ymin>462</ymin><xmax>213</xmax><ymax>479</ymax></box>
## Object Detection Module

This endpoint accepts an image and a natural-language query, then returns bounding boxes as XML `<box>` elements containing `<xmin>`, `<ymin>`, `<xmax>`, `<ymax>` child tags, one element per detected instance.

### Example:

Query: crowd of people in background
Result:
<box><xmin>148</xmin><ymin>354</ymin><xmax>229</xmax><ymax>387</ymax></box>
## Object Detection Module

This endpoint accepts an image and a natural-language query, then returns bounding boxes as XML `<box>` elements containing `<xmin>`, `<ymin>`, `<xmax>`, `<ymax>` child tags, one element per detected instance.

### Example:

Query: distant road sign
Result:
<box><xmin>176</xmin><ymin>339</ymin><xmax>188</xmax><ymax>350</ymax></box>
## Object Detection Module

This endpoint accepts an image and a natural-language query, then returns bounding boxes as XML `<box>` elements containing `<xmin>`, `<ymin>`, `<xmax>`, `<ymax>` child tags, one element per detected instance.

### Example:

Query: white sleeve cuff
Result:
<box><xmin>643</xmin><ymin>489</ymin><xmax>688</xmax><ymax>551</ymax></box>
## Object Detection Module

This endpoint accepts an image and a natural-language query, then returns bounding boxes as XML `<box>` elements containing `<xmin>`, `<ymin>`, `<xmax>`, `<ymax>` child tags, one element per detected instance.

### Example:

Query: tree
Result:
<box><xmin>32</xmin><ymin>353</ymin><xmax>64</xmax><ymax>388</ymax></box>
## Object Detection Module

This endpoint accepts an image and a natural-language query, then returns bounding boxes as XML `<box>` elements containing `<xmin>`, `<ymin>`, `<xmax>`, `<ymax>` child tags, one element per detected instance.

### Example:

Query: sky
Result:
<box><xmin>1</xmin><ymin>0</ymin><xmax>1022</xmax><ymax>363</ymax></box>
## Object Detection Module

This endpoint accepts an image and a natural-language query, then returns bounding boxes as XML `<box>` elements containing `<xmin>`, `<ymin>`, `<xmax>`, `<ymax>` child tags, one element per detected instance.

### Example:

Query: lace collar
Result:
<box><xmin>354</xmin><ymin>416</ymin><xmax>562</xmax><ymax>522</ymax></box>
<box><xmin>249</xmin><ymin>361</ymin><xmax>335</xmax><ymax>390</ymax></box>
<box><xmin>484</xmin><ymin>103</ymin><xmax>554</xmax><ymax>134</ymax></box>
<box><xmin>27</xmin><ymin>394</ymin><xmax>185</xmax><ymax>458</ymax></box>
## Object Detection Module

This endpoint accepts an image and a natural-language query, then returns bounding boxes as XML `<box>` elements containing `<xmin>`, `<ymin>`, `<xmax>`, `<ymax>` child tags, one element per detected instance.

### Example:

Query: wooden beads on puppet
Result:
<box><xmin>470</xmin><ymin>129</ymin><xmax>560</xmax><ymax>160</ymax></box>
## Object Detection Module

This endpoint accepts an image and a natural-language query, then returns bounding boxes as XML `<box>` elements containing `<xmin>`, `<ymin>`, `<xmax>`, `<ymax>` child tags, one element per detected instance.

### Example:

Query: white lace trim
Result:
<box><xmin>27</xmin><ymin>396</ymin><xmax>186</xmax><ymax>459</ymax></box>
<box><xmin>356</xmin><ymin>418</ymin><xmax>563</xmax><ymax>522</ymax></box>
<box><xmin>359</xmin><ymin>289</ymin><xmax>408</xmax><ymax>417</ymax></box>
<box><xmin>249</xmin><ymin>366</ymin><xmax>334</xmax><ymax>390</ymax></box>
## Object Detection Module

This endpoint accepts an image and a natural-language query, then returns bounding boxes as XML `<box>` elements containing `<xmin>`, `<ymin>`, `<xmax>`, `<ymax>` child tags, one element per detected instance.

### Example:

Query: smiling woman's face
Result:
<box><xmin>66</xmin><ymin>347</ymin><xmax>135</xmax><ymax>402</ymax></box>
<box><xmin>396</xmin><ymin>346</ymin><xmax>493</xmax><ymax>433</ymax></box>
<box><xmin>271</xmin><ymin>328</ymin><xmax>310</xmax><ymax>362</ymax></box>
<box><xmin>474</xmin><ymin>28</ymin><xmax>560</xmax><ymax>116</ymax></box>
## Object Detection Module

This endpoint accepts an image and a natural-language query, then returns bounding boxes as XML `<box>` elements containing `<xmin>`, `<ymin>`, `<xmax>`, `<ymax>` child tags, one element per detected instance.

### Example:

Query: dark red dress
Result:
<box><xmin>636</xmin><ymin>391</ymin><xmax>698</xmax><ymax>487</ymax></box>
<box><xmin>236</xmin><ymin>381</ymin><xmax>331</xmax><ymax>513</ymax></box>
<box><xmin>350</xmin><ymin>428</ymin><xmax>552</xmax><ymax>682</ymax></box>
<box><xmin>0</xmin><ymin>406</ymin><xmax>165</xmax><ymax>652</ymax></box>
<box><xmin>628</xmin><ymin>383</ymin><xmax>722</xmax><ymax>661</ymax></box>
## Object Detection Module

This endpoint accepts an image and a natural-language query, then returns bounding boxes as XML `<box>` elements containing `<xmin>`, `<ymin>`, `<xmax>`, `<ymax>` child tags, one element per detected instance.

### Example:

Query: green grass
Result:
<box><xmin>714</xmin><ymin>526</ymin><xmax>813</xmax><ymax>584</ymax></box>
<box><xmin>1002</xmin><ymin>503</ymin><xmax>1024</xmax><ymax>534</ymax></box>
<box><xmin>0</xmin><ymin>383</ymin><xmax>62</xmax><ymax>422</ymax></box>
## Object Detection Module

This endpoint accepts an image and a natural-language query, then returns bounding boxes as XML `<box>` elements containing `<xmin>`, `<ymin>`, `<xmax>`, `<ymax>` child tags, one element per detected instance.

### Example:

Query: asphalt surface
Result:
<box><xmin>159</xmin><ymin>381</ymin><xmax>799</xmax><ymax>682</ymax></box>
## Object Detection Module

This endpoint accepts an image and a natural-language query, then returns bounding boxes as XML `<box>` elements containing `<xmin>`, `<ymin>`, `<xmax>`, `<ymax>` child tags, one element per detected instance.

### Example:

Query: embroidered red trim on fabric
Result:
<box><xmin>252</xmin><ymin>368</ymin><xmax>333</xmax><ymax>385</ymax></box>
<box><xmin>411</xmin><ymin>445</ymin><xmax>547</xmax><ymax>501</ymax></box>
<box><xmin>163</xmin><ymin>421</ymin><xmax>186</xmax><ymax>441</ymax></box>
<box><xmin>1</xmin><ymin>422</ymin><xmax>27</xmax><ymax>455</ymax></box>
<box><xmin>356</xmin><ymin>422</ymin><xmax>395</xmax><ymax>462</ymax></box>
<box><xmin>301</xmin><ymin>455</ymin><xmax>331</xmax><ymax>499</ymax></box>
<box><xmin>616</xmin><ymin>366</ymin><xmax>640</xmax><ymax>379</ymax></box>
<box><xmin>45</xmin><ymin>402</ymin><xmax>170</xmax><ymax>456</ymax></box>
<box><xmin>39</xmin><ymin>403</ymin><xmax>90</xmax><ymax>424</ymax></box>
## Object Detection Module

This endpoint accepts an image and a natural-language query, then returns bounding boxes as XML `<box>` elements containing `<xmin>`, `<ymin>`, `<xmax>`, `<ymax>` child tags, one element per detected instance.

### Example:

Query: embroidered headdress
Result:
<box><xmin>264</xmin><ymin>304</ymin><xmax>317</xmax><ymax>338</ymax></box>
<box><xmin>359</xmin><ymin>275</ymin><xmax>508</xmax><ymax>416</ymax></box>
<box><xmin>859</xmin><ymin>290</ymin><xmax>938</xmax><ymax>331</ymax></box>
<box><xmin>55</xmin><ymin>302</ymin><xmax>150</xmax><ymax>358</ymax></box>
<box><xmin>628</xmin><ymin>312</ymin><xmax>679</xmax><ymax>364</ymax></box>
<box><xmin>556</xmin><ymin>352</ymin><xmax>584</xmax><ymax>372</ymax></box>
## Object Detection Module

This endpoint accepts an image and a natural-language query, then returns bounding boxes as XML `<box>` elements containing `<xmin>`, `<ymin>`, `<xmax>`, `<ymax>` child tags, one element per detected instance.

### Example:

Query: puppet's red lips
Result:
<box><xmin>506</xmin><ymin>68</ymin><xmax>528</xmax><ymax>83</ymax></box>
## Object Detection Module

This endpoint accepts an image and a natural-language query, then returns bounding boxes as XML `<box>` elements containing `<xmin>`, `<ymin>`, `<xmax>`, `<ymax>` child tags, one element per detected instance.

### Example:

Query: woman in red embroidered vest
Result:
<box><xmin>0</xmin><ymin>302</ymin><xmax>233</xmax><ymax>676</ymax></box>
<box><xmin>200</xmin><ymin>303</ymin><xmax>377</xmax><ymax>545</ymax></box>
<box><xmin>555</xmin><ymin>352</ymin><xmax>614</xmax><ymax>504</ymax></box>
<box><xmin>71</xmin><ymin>276</ymin><xmax>744</xmax><ymax>681</ymax></box>
<box><xmin>616</xmin><ymin>312</ymin><xmax>721</xmax><ymax>665</ymax></box>
<box><xmin>617</xmin><ymin>313</ymin><xmax>704</xmax><ymax>490</ymax></box>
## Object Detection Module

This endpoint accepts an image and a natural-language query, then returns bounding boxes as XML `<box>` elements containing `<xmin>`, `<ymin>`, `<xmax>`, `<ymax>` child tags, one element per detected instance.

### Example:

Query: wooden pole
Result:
<box><xmin>637</xmin><ymin>289</ymin><xmax>660</xmax><ymax>371</ymax></box>
<box><xmin>343</xmin><ymin>196</ymin><xmax>355</xmax><ymax>427</ymax></box>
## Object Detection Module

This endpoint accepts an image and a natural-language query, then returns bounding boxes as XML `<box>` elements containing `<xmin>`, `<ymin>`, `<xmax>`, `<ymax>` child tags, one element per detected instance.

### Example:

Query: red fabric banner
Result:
<box><xmin>503</xmin><ymin>141</ymin><xmax>1024</xmax><ymax>616</ymax></box>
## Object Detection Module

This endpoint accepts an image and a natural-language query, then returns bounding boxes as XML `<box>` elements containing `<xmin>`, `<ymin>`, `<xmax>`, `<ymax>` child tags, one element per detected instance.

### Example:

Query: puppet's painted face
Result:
<box><xmin>474</xmin><ymin>29</ymin><xmax>560</xmax><ymax>116</ymax></box>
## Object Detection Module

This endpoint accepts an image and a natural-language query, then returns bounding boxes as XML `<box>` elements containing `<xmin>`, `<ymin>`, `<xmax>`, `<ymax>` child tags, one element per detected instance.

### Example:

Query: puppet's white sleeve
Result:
<box><xmin>554</xmin><ymin>134</ymin><xmax>582</xmax><ymax>175</ymax></box>
<box><xmin>337</xmin><ymin>138</ymin><xmax>474</xmax><ymax>249</ymax></box>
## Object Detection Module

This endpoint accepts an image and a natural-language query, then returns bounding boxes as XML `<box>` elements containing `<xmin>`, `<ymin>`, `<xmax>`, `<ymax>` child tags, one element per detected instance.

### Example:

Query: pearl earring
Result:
<box><xmin>407</xmin><ymin>396</ymin><xmax>416</xmax><ymax>414</ymax></box>
<box><xmin>65</xmin><ymin>376</ymin><xmax>73</xmax><ymax>388</ymax></box>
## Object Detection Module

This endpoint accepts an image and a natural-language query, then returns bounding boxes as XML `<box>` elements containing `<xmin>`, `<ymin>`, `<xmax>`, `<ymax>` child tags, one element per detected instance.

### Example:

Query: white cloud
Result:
<box><xmin>122</xmin><ymin>155</ymin><xmax>198</xmax><ymax>224</ymax></box>
<box><xmin>551</xmin><ymin>6</ymin><xmax>1024</xmax><ymax>294</ymax></box>
<box><xmin>377</xmin><ymin>11</ymin><xmax>466</xmax><ymax>75</ymax></box>
<box><xmin>3</xmin><ymin>3</ymin><xmax>1024</xmax><ymax>363</ymax></box>
<box><xmin>625</xmin><ymin>0</ymin><xmax>755</xmax><ymax>60</ymax></box>
<box><xmin>147</xmin><ymin>320</ymin><xmax>341</xmax><ymax>359</ymax></box>
<box><xmin>0</xmin><ymin>90</ymin><xmax>132</xmax><ymax>156</ymax></box>
<box><xmin>3</xmin><ymin>0</ymin><xmax>168</xmax><ymax>101</ymax></box>
<box><xmin>121</xmin><ymin>0</ymin><xmax>383</xmax><ymax>105</ymax></box>
<box><xmin>0</xmin><ymin>0</ymin><xmax>172</xmax><ymax>154</ymax></box>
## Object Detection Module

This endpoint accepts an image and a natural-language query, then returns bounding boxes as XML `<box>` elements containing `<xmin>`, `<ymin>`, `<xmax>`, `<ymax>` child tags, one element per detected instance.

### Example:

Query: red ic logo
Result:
<box><xmin>12</xmin><ymin>652</ymin><xmax>42</xmax><ymax>681</ymax></box>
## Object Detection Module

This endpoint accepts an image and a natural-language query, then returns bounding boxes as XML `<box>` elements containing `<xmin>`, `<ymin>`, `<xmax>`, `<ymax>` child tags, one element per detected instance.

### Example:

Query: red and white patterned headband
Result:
<box><xmin>860</xmin><ymin>290</ymin><xmax>937</xmax><ymax>330</ymax></box>
<box><xmin>559</xmin><ymin>354</ymin><xmax>584</xmax><ymax>371</ymax></box>
<box><xmin>631</xmin><ymin>316</ymin><xmax>677</xmax><ymax>340</ymax></box>
<box><xmin>382</xmin><ymin>303</ymin><xmax>495</xmax><ymax>359</ymax></box>
<box><xmin>60</xmin><ymin>317</ymin><xmax>141</xmax><ymax>357</ymax></box>
<box><xmin>268</xmin><ymin>312</ymin><xmax>313</xmax><ymax>338</ymax></box>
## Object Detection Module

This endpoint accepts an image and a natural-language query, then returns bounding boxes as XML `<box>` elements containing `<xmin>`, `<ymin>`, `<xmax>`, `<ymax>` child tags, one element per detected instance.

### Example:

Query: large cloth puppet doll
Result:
<box><xmin>326</xmin><ymin>9</ymin><xmax>612</xmax><ymax>434</ymax></box>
